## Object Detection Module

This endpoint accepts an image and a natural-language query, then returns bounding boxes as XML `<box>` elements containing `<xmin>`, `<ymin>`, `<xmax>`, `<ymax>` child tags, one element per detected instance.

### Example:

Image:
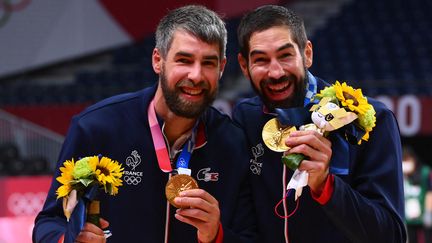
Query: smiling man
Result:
<box><xmin>233</xmin><ymin>5</ymin><xmax>406</xmax><ymax>243</ymax></box>
<box><xmin>33</xmin><ymin>5</ymin><xmax>256</xmax><ymax>243</ymax></box>
<box><xmin>241</xmin><ymin>25</ymin><xmax>310</xmax><ymax>111</ymax></box>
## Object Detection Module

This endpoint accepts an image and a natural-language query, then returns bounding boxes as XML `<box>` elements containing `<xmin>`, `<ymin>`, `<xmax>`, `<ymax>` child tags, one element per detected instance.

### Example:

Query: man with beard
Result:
<box><xmin>33</xmin><ymin>5</ymin><xmax>256</xmax><ymax>243</ymax></box>
<box><xmin>233</xmin><ymin>5</ymin><xmax>406</xmax><ymax>243</ymax></box>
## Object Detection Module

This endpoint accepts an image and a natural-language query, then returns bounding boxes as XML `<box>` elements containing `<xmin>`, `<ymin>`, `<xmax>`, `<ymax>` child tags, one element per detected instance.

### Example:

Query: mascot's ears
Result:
<box><xmin>329</xmin><ymin>111</ymin><xmax>357</xmax><ymax>131</ymax></box>
<box><xmin>339</xmin><ymin>112</ymin><xmax>357</xmax><ymax>126</ymax></box>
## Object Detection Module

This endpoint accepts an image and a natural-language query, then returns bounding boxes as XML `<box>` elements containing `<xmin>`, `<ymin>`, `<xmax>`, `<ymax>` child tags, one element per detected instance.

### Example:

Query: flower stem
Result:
<box><xmin>87</xmin><ymin>200</ymin><xmax>101</xmax><ymax>227</ymax></box>
<box><xmin>282</xmin><ymin>153</ymin><xmax>306</xmax><ymax>170</ymax></box>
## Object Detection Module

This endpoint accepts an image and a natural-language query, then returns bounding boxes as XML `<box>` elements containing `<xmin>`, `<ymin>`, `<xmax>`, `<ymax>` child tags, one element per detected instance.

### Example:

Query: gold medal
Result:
<box><xmin>262</xmin><ymin>118</ymin><xmax>296</xmax><ymax>152</ymax></box>
<box><xmin>165</xmin><ymin>174</ymin><xmax>199</xmax><ymax>208</ymax></box>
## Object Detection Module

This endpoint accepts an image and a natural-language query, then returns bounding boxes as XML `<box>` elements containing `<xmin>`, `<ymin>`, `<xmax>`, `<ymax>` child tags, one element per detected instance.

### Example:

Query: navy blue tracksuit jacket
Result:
<box><xmin>33</xmin><ymin>85</ymin><xmax>256</xmax><ymax>243</ymax></box>
<box><xmin>233</xmin><ymin>74</ymin><xmax>406</xmax><ymax>243</ymax></box>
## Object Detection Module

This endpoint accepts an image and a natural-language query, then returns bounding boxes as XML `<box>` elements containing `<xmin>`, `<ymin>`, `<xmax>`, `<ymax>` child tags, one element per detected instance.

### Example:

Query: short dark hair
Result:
<box><xmin>237</xmin><ymin>5</ymin><xmax>307</xmax><ymax>59</ymax></box>
<box><xmin>155</xmin><ymin>5</ymin><xmax>227</xmax><ymax>59</ymax></box>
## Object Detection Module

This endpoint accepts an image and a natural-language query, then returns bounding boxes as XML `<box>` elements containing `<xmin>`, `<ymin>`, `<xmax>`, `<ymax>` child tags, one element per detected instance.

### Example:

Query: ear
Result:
<box><xmin>304</xmin><ymin>40</ymin><xmax>313</xmax><ymax>68</ymax></box>
<box><xmin>238</xmin><ymin>53</ymin><xmax>250</xmax><ymax>79</ymax></box>
<box><xmin>152</xmin><ymin>48</ymin><xmax>162</xmax><ymax>74</ymax></box>
<box><xmin>336</xmin><ymin>112</ymin><xmax>358</xmax><ymax>128</ymax></box>
<box><xmin>341</xmin><ymin>112</ymin><xmax>358</xmax><ymax>124</ymax></box>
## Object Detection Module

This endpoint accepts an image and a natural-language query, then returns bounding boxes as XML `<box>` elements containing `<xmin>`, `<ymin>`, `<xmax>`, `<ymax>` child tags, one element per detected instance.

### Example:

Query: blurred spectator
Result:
<box><xmin>403</xmin><ymin>145</ymin><xmax>432</xmax><ymax>243</ymax></box>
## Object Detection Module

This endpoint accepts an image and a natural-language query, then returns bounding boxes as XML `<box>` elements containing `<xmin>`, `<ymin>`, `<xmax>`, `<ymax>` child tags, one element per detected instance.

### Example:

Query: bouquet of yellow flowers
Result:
<box><xmin>56</xmin><ymin>155</ymin><xmax>124</xmax><ymax>226</ymax></box>
<box><xmin>315</xmin><ymin>81</ymin><xmax>376</xmax><ymax>142</ymax></box>
<box><xmin>282</xmin><ymin>81</ymin><xmax>376</xmax><ymax>170</ymax></box>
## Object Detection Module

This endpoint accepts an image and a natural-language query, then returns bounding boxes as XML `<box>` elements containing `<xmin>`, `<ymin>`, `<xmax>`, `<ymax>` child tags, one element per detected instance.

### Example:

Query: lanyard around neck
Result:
<box><xmin>304</xmin><ymin>71</ymin><xmax>318</xmax><ymax>106</ymax></box>
<box><xmin>147</xmin><ymin>99</ymin><xmax>197</xmax><ymax>174</ymax></box>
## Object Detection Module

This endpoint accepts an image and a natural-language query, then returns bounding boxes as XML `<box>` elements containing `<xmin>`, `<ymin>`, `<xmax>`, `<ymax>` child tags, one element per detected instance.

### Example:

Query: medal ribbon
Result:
<box><xmin>176</xmin><ymin>125</ymin><xmax>197</xmax><ymax>172</ymax></box>
<box><xmin>148</xmin><ymin>99</ymin><xmax>197</xmax><ymax>173</ymax></box>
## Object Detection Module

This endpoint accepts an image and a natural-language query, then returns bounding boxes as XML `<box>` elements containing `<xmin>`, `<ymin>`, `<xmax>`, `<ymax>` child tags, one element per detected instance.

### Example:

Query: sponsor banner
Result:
<box><xmin>0</xmin><ymin>176</ymin><xmax>52</xmax><ymax>217</ymax></box>
<box><xmin>375</xmin><ymin>95</ymin><xmax>432</xmax><ymax>137</ymax></box>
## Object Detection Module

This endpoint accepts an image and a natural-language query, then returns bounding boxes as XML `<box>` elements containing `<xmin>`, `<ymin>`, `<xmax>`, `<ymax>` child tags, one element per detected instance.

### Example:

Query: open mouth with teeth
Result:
<box><xmin>179</xmin><ymin>86</ymin><xmax>207</xmax><ymax>101</ymax></box>
<box><xmin>264</xmin><ymin>81</ymin><xmax>293</xmax><ymax>101</ymax></box>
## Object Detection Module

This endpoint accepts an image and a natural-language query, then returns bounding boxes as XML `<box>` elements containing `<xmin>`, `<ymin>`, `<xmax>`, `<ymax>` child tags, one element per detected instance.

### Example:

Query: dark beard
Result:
<box><xmin>249</xmin><ymin>69</ymin><xmax>307</xmax><ymax>111</ymax></box>
<box><xmin>160</xmin><ymin>66</ymin><xmax>217</xmax><ymax>118</ymax></box>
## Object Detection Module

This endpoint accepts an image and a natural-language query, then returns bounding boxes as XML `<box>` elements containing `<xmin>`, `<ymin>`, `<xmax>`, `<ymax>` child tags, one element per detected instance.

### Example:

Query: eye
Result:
<box><xmin>253</xmin><ymin>57</ymin><xmax>268</xmax><ymax>64</ymax></box>
<box><xmin>177</xmin><ymin>58</ymin><xmax>192</xmax><ymax>64</ymax></box>
<box><xmin>202</xmin><ymin>60</ymin><xmax>217</xmax><ymax>67</ymax></box>
<box><xmin>279</xmin><ymin>53</ymin><xmax>292</xmax><ymax>59</ymax></box>
<box><xmin>325</xmin><ymin>113</ymin><xmax>334</xmax><ymax>121</ymax></box>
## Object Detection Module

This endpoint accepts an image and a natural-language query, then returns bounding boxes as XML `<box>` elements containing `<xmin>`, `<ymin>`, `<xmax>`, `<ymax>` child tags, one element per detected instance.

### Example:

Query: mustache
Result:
<box><xmin>176</xmin><ymin>79</ymin><xmax>210</xmax><ymax>90</ymax></box>
<box><xmin>262</xmin><ymin>75</ymin><xmax>295</xmax><ymax>86</ymax></box>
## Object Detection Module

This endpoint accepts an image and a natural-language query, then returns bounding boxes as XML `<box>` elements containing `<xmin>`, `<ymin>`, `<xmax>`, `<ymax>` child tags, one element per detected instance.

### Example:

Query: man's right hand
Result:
<box><xmin>174</xmin><ymin>189</ymin><xmax>221</xmax><ymax>243</ymax></box>
<box><xmin>285</xmin><ymin>130</ymin><xmax>332</xmax><ymax>194</ymax></box>
<box><xmin>74</xmin><ymin>218</ymin><xmax>109</xmax><ymax>243</ymax></box>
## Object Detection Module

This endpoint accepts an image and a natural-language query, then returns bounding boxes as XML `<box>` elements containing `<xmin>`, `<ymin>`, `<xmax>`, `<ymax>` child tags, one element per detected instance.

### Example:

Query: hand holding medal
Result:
<box><xmin>262</xmin><ymin>81</ymin><xmax>377</xmax><ymax>201</ymax></box>
<box><xmin>262</xmin><ymin>118</ymin><xmax>296</xmax><ymax>153</ymax></box>
<box><xmin>166</xmin><ymin>173</ymin><xmax>199</xmax><ymax>208</ymax></box>
<box><xmin>163</xmin><ymin>137</ymin><xmax>200</xmax><ymax>208</ymax></box>
<box><xmin>262</xmin><ymin>118</ymin><xmax>308</xmax><ymax>200</ymax></box>
<box><xmin>262</xmin><ymin>117</ymin><xmax>307</xmax><ymax>171</ymax></box>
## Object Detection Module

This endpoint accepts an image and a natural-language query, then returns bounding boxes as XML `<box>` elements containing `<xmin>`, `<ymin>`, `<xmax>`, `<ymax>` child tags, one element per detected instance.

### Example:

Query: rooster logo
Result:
<box><xmin>126</xmin><ymin>150</ymin><xmax>141</xmax><ymax>170</ymax></box>
<box><xmin>252</xmin><ymin>144</ymin><xmax>264</xmax><ymax>158</ymax></box>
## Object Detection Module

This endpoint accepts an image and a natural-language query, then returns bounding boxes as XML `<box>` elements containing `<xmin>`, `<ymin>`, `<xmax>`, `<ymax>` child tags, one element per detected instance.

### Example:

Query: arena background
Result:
<box><xmin>0</xmin><ymin>0</ymin><xmax>431</xmax><ymax>242</ymax></box>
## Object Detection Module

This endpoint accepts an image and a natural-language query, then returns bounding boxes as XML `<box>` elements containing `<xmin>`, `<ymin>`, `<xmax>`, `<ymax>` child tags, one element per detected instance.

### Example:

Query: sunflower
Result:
<box><xmin>357</xmin><ymin>106</ymin><xmax>376</xmax><ymax>143</ymax></box>
<box><xmin>315</xmin><ymin>81</ymin><xmax>376</xmax><ymax>144</ymax></box>
<box><xmin>56</xmin><ymin>159</ymin><xmax>76</xmax><ymax>199</ymax></box>
<box><xmin>94</xmin><ymin>156</ymin><xmax>124</xmax><ymax>195</ymax></box>
<box><xmin>55</xmin><ymin>155</ymin><xmax>124</xmax><ymax>222</ymax></box>
<box><xmin>333</xmin><ymin>81</ymin><xmax>370</xmax><ymax>115</ymax></box>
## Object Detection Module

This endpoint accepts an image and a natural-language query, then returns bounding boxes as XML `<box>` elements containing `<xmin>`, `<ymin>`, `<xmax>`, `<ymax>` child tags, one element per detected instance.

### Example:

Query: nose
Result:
<box><xmin>268</xmin><ymin>59</ymin><xmax>285</xmax><ymax>80</ymax></box>
<box><xmin>188</xmin><ymin>63</ymin><xmax>203</xmax><ymax>83</ymax></box>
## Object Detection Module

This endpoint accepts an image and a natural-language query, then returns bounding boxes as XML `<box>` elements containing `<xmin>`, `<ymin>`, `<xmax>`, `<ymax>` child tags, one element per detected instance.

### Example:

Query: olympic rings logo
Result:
<box><xmin>124</xmin><ymin>175</ymin><xmax>142</xmax><ymax>185</ymax></box>
<box><xmin>0</xmin><ymin>0</ymin><xmax>31</xmax><ymax>28</ymax></box>
<box><xmin>7</xmin><ymin>192</ymin><xmax>47</xmax><ymax>216</ymax></box>
<box><xmin>249</xmin><ymin>158</ymin><xmax>262</xmax><ymax>175</ymax></box>
<box><xmin>250</xmin><ymin>163</ymin><xmax>261</xmax><ymax>175</ymax></box>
